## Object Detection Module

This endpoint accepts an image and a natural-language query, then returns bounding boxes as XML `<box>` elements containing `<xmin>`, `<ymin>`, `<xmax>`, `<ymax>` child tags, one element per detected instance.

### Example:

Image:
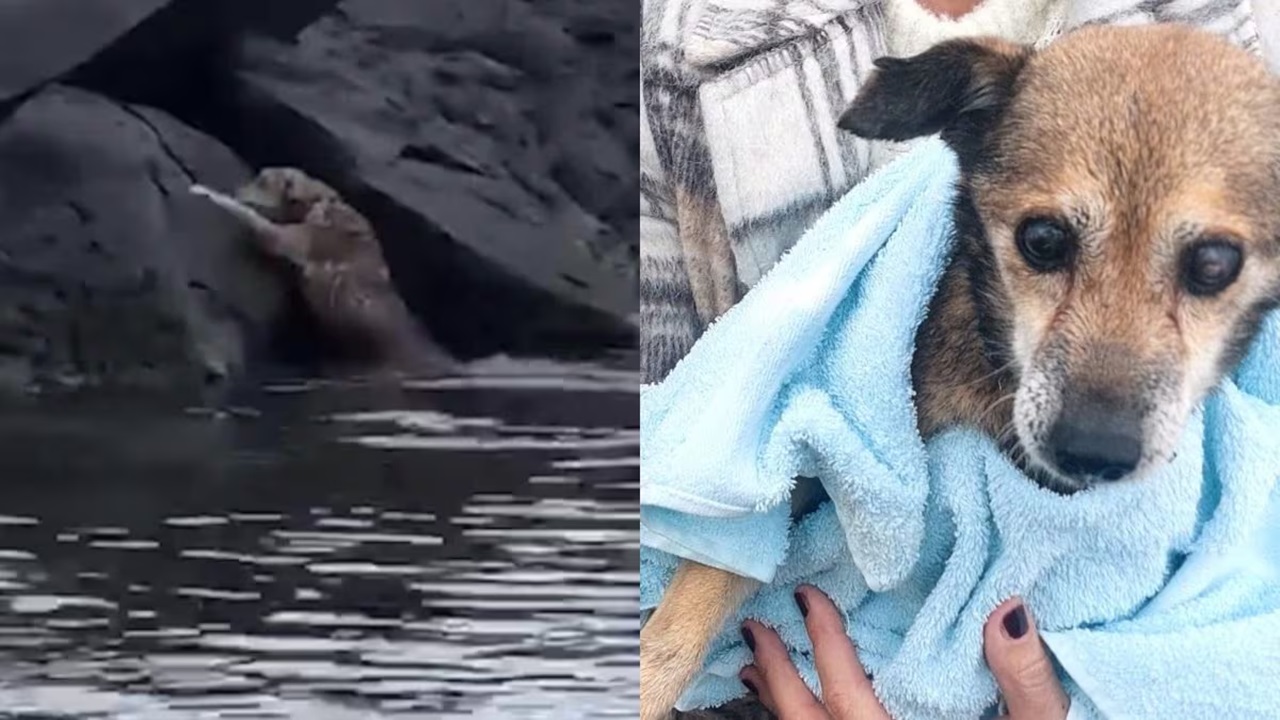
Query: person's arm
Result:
<box><xmin>639</xmin><ymin>80</ymin><xmax>704</xmax><ymax>384</ymax></box>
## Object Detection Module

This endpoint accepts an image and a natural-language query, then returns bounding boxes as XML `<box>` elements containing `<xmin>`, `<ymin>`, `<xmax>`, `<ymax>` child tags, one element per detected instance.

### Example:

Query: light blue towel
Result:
<box><xmin>639</xmin><ymin>138</ymin><xmax>1280</xmax><ymax>719</ymax></box>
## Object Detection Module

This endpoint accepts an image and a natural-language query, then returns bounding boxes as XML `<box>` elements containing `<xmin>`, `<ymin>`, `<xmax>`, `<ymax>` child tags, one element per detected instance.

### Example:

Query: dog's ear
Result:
<box><xmin>838</xmin><ymin>38</ymin><xmax>1030</xmax><ymax>151</ymax></box>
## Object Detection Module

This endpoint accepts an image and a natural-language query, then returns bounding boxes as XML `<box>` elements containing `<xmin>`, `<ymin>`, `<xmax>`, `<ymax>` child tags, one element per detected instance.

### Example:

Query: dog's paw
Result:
<box><xmin>189</xmin><ymin>184</ymin><xmax>215</xmax><ymax>198</ymax></box>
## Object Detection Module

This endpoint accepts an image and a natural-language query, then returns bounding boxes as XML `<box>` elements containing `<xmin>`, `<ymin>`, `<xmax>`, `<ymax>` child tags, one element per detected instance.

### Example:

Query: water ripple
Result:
<box><xmin>0</xmin><ymin>360</ymin><xmax>638</xmax><ymax>718</ymax></box>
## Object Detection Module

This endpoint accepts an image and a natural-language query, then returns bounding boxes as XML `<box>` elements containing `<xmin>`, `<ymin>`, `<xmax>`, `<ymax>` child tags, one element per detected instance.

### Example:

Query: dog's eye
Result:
<box><xmin>1181</xmin><ymin>240</ymin><xmax>1243</xmax><ymax>296</ymax></box>
<box><xmin>1015</xmin><ymin>217</ymin><xmax>1074</xmax><ymax>272</ymax></box>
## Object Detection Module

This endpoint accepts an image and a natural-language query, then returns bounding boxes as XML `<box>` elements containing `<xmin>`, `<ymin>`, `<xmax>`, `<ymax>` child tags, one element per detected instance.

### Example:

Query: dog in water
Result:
<box><xmin>191</xmin><ymin>168</ymin><xmax>454</xmax><ymax>375</ymax></box>
<box><xmin>642</xmin><ymin>24</ymin><xmax>1280</xmax><ymax>719</ymax></box>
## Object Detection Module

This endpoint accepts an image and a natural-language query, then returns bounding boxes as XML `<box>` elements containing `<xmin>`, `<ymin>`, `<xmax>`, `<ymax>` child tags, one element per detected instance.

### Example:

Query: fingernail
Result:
<box><xmin>1002</xmin><ymin>604</ymin><xmax>1028</xmax><ymax>640</ymax></box>
<box><xmin>740</xmin><ymin>625</ymin><xmax>756</xmax><ymax>651</ymax></box>
<box><xmin>742</xmin><ymin>677</ymin><xmax>758</xmax><ymax>695</ymax></box>
<box><xmin>794</xmin><ymin>590</ymin><xmax>809</xmax><ymax>618</ymax></box>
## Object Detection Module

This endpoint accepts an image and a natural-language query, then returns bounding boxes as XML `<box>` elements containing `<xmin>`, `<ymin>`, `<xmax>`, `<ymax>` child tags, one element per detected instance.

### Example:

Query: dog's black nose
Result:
<box><xmin>1048</xmin><ymin>402</ymin><xmax>1142</xmax><ymax>482</ymax></box>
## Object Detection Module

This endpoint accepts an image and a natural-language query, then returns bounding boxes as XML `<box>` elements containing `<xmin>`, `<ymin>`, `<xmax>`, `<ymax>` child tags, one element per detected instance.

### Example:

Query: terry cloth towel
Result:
<box><xmin>639</xmin><ymin>137</ymin><xmax>1280</xmax><ymax>720</ymax></box>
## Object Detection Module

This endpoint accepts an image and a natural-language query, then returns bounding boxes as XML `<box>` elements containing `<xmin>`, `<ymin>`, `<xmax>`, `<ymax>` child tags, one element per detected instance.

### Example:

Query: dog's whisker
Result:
<box><xmin>956</xmin><ymin>360</ymin><xmax>1017</xmax><ymax>390</ymax></box>
<box><xmin>976</xmin><ymin>393</ymin><xmax>1017</xmax><ymax>430</ymax></box>
<box><xmin>996</xmin><ymin>425</ymin><xmax>1018</xmax><ymax>446</ymax></box>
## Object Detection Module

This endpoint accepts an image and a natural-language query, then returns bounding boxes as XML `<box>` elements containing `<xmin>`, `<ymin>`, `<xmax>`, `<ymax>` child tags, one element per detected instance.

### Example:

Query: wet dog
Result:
<box><xmin>642</xmin><ymin>24</ymin><xmax>1280</xmax><ymax>719</ymax></box>
<box><xmin>191</xmin><ymin>169</ymin><xmax>454</xmax><ymax>375</ymax></box>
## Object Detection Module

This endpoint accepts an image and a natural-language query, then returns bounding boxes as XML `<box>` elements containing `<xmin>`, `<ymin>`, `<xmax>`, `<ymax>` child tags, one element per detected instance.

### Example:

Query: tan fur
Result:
<box><xmin>642</xmin><ymin>561</ymin><xmax>760</xmax><ymax>720</ymax></box>
<box><xmin>235</xmin><ymin>167</ymin><xmax>344</xmax><ymax>224</ymax></box>
<box><xmin>643</xmin><ymin>25</ymin><xmax>1280</xmax><ymax>719</ymax></box>
<box><xmin>970</xmin><ymin>26</ymin><xmax>1280</xmax><ymax>475</ymax></box>
<box><xmin>194</xmin><ymin>168</ymin><xmax>453</xmax><ymax>374</ymax></box>
<box><xmin>912</xmin><ymin>261</ymin><xmax>1014</xmax><ymax>439</ymax></box>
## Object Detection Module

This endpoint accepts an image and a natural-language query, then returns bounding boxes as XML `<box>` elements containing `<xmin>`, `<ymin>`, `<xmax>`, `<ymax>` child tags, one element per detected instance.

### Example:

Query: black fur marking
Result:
<box><xmin>837</xmin><ymin>40</ymin><xmax>1029</xmax><ymax>167</ymax></box>
<box><xmin>953</xmin><ymin>186</ymin><xmax>1015</xmax><ymax>372</ymax></box>
<box><xmin>838</xmin><ymin>44</ymin><xmax>980</xmax><ymax>140</ymax></box>
<box><xmin>1220</xmin><ymin>293</ymin><xmax>1280</xmax><ymax>376</ymax></box>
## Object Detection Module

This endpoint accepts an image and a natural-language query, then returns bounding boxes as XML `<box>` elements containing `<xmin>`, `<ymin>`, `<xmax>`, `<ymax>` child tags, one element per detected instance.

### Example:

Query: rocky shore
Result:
<box><xmin>0</xmin><ymin>0</ymin><xmax>637</xmax><ymax>396</ymax></box>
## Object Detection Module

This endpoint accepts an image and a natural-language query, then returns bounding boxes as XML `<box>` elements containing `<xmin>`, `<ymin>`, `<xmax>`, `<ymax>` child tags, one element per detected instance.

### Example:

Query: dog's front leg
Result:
<box><xmin>190</xmin><ymin>184</ymin><xmax>310</xmax><ymax>267</ymax></box>
<box><xmin>641</xmin><ymin>559</ymin><xmax>760</xmax><ymax>720</ymax></box>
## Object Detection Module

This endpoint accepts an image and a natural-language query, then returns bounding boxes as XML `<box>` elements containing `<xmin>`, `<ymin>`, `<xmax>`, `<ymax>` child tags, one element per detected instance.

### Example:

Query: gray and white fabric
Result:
<box><xmin>1070</xmin><ymin>0</ymin><xmax>1259</xmax><ymax>50</ymax></box>
<box><xmin>640</xmin><ymin>0</ymin><xmax>1272</xmax><ymax>384</ymax></box>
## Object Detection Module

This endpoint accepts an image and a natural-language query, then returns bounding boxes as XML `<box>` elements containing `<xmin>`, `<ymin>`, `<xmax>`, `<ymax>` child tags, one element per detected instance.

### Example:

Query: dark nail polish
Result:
<box><xmin>1002</xmin><ymin>605</ymin><xmax>1028</xmax><ymax>639</ymax></box>
<box><xmin>794</xmin><ymin>590</ymin><xmax>809</xmax><ymax>617</ymax></box>
<box><xmin>741</xmin><ymin>625</ymin><xmax>756</xmax><ymax>651</ymax></box>
<box><xmin>742</xmin><ymin>678</ymin><xmax>758</xmax><ymax>695</ymax></box>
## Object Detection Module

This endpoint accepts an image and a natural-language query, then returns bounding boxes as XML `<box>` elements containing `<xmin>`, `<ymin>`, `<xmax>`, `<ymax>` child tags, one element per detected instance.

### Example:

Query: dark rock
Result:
<box><xmin>0</xmin><ymin>0</ymin><xmax>169</xmax><ymax>104</ymax></box>
<box><xmin>0</xmin><ymin>0</ymin><xmax>339</xmax><ymax>107</ymax></box>
<box><xmin>0</xmin><ymin>85</ymin><xmax>289</xmax><ymax>394</ymax></box>
<box><xmin>201</xmin><ymin>0</ymin><xmax>638</xmax><ymax>356</ymax></box>
<box><xmin>66</xmin><ymin>0</ymin><xmax>343</xmax><ymax>100</ymax></box>
<box><xmin>0</xmin><ymin>0</ymin><xmax>637</xmax><ymax>387</ymax></box>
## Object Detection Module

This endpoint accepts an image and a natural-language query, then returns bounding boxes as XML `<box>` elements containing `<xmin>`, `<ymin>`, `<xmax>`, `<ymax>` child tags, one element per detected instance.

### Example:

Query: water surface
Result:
<box><xmin>0</xmin><ymin>358</ymin><xmax>639</xmax><ymax>718</ymax></box>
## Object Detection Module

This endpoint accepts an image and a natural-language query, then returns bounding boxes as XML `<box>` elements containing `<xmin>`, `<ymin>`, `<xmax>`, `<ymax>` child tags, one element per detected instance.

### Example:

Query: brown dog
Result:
<box><xmin>642</xmin><ymin>24</ymin><xmax>1280</xmax><ymax>719</ymax></box>
<box><xmin>192</xmin><ymin>169</ymin><xmax>455</xmax><ymax>374</ymax></box>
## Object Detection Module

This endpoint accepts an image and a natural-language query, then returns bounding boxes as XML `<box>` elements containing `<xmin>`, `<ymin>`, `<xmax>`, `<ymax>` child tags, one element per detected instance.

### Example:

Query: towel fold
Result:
<box><xmin>639</xmin><ymin>138</ymin><xmax>1280</xmax><ymax>719</ymax></box>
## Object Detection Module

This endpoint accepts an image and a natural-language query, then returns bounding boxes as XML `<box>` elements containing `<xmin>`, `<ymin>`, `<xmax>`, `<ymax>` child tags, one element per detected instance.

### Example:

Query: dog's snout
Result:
<box><xmin>1047</xmin><ymin>396</ymin><xmax>1142</xmax><ymax>482</ymax></box>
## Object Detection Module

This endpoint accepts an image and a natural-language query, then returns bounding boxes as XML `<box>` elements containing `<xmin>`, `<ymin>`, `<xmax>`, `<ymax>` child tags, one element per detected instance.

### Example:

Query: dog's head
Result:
<box><xmin>841</xmin><ymin>25</ymin><xmax>1280</xmax><ymax>490</ymax></box>
<box><xmin>236</xmin><ymin>167</ymin><xmax>341</xmax><ymax>224</ymax></box>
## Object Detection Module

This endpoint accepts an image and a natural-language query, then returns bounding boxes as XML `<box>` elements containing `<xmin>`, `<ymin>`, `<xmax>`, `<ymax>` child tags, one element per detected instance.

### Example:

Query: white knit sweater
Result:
<box><xmin>885</xmin><ymin>0</ymin><xmax>1067</xmax><ymax>57</ymax></box>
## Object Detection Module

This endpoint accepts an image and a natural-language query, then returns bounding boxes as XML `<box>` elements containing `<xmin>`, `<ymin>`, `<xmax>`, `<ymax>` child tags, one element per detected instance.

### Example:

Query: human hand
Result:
<box><xmin>738</xmin><ymin>586</ymin><xmax>1069</xmax><ymax>719</ymax></box>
